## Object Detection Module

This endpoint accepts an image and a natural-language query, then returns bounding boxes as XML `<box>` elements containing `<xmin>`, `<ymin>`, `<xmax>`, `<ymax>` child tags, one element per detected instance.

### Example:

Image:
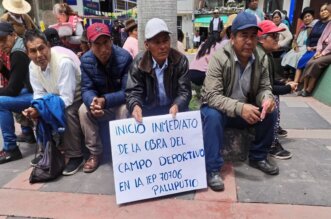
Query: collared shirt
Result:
<box><xmin>152</xmin><ymin>58</ymin><xmax>171</xmax><ymax>106</ymax></box>
<box><xmin>230</xmin><ymin>53</ymin><xmax>255</xmax><ymax>103</ymax></box>
<box><xmin>29</xmin><ymin>58</ymin><xmax>77</xmax><ymax>108</ymax></box>
<box><xmin>213</xmin><ymin>18</ymin><xmax>219</xmax><ymax>31</ymax></box>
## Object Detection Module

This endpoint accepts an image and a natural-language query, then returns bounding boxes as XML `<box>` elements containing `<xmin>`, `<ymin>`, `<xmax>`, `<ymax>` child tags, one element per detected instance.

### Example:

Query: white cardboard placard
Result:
<box><xmin>109</xmin><ymin>111</ymin><xmax>207</xmax><ymax>204</ymax></box>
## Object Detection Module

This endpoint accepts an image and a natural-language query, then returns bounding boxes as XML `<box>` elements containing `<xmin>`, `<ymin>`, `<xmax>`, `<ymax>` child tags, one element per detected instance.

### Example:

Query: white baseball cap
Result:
<box><xmin>145</xmin><ymin>18</ymin><xmax>171</xmax><ymax>40</ymax></box>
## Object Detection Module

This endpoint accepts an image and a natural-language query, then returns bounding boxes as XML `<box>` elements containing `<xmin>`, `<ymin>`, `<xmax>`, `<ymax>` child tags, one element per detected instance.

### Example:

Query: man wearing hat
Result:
<box><xmin>257</xmin><ymin>20</ymin><xmax>297</xmax><ymax>160</ymax></box>
<box><xmin>209</xmin><ymin>9</ymin><xmax>223</xmax><ymax>37</ymax></box>
<box><xmin>123</xmin><ymin>18</ymin><xmax>138</xmax><ymax>58</ymax></box>
<box><xmin>200</xmin><ymin>12</ymin><xmax>278</xmax><ymax>192</ymax></box>
<box><xmin>0</xmin><ymin>21</ymin><xmax>33</xmax><ymax>164</ymax></box>
<box><xmin>126</xmin><ymin>18</ymin><xmax>191</xmax><ymax>123</ymax></box>
<box><xmin>79</xmin><ymin>23</ymin><xmax>132</xmax><ymax>173</ymax></box>
<box><xmin>23</xmin><ymin>30</ymin><xmax>84</xmax><ymax>175</ymax></box>
<box><xmin>0</xmin><ymin>0</ymin><xmax>37</xmax><ymax>37</ymax></box>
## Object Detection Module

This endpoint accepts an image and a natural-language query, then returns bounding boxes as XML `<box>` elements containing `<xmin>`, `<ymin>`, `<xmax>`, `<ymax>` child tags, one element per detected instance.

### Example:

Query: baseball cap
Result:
<box><xmin>44</xmin><ymin>28</ymin><xmax>61</xmax><ymax>46</ymax></box>
<box><xmin>145</xmin><ymin>18</ymin><xmax>171</xmax><ymax>40</ymax></box>
<box><xmin>0</xmin><ymin>22</ymin><xmax>14</xmax><ymax>37</ymax></box>
<box><xmin>231</xmin><ymin>12</ymin><xmax>262</xmax><ymax>33</ymax></box>
<box><xmin>258</xmin><ymin>20</ymin><xmax>285</xmax><ymax>37</ymax></box>
<box><xmin>87</xmin><ymin>23</ymin><xmax>111</xmax><ymax>42</ymax></box>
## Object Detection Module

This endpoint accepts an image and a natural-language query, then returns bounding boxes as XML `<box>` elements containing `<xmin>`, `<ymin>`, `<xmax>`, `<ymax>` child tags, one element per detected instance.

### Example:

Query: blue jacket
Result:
<box><xmin>32</xmin><ymin>94</ymin><xmax>66</xmax><ymax>148</ymax></box>
<box><xmin>80</xmin><ymin>45</ymin><xmax>132</xmax><ymax>108</ymax></box>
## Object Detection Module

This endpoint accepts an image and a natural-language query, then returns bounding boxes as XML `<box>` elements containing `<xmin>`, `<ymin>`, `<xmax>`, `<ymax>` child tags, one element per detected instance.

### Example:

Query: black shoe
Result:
<box><xmin>30</xmin><ymin>154</ymin><xmax>43</xmax><ymax>167</ymax></box>
<box><xmin>0</xmin><ymin>147</ymin><xmax>23</xmax><ymax>164</ymax></box>
<box><xmin>269</xmin><ymin>140</ymin><xmax>292</xmax><ymax>160</ymax></box>
<box><xmin>17</xmin><ymin>132</ymin><xmax>36</xmax><ymax>143</ymax></box>
<box><xmin>277</xmin><ymin>127</ymin><xmax>288</xmax><ymax>137</ymax></box>
<box><xmin>207</xmin><ymin>171</ymin><xmax>224</xmax><ymax>192</ymax></box>
<box><xmin>249</xmin><ymin>159</ymin><xmax>279</xmax><ymax>175</ymax></box>
<box><xmin>62</xmin><ymin>157</ymin><xmax>84</xmax><ymax>176</ymax></box>
<box><xmin>301</xmin><ymin>90</ymin><xmax>312</xmax><ymax>97</ymax></box>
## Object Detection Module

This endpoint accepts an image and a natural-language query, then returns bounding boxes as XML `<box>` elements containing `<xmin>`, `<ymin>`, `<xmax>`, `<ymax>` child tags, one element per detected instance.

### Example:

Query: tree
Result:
<box><xmin>137</xmin><ymin>0</ymin><xmax>177</xmax><ymax>50</ymax></box>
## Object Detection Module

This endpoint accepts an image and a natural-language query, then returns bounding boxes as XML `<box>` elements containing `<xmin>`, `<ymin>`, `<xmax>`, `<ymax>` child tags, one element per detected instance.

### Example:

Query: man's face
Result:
<box><xmin>91</xmin><ymin>35</ymin><xmax>112</xmax><ymax>65</ymax></box>
<box><xmin>145</xmin><ymin>32</ymin><xmax>171</xmax><ymax>66</ymax></box>
<box><xmin>231</xmin><ymin>27</ymin><xmax>258</xmax><ymax>62</ymax></box>
<box><xmin>26</xmin><ymin>37</ymin><xmax>51</xmax><ymax>71</ymax></box>
<box><xmin>320</xmin><ymin>4</ymin><xmax>330</xmax><ymax>20</ymax></box>
<box><xmin>213</xmin><ymin>12</ymin><xmax>219</xmax><ymax>18</ymax></box>
<box><xmin>260</xmin><ymin>32</ymin><xmax>280</xmax><ymax>53</ymax></box>
<box><xmin>0</xmin><ymin>33</ymin><xmax>16</xmax><ymax>55</ymax></box>
<box><xmin>249</xmin><ymin>0</ymin><xmax>259</xmax><ymax>10</ymax></box>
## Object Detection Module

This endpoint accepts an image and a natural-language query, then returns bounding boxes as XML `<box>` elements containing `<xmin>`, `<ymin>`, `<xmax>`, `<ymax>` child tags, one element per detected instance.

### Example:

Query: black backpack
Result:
<box><xmin>29</xmin><ymin>140</ymin><xmax>64</xmax><ymax>183</ymax></box>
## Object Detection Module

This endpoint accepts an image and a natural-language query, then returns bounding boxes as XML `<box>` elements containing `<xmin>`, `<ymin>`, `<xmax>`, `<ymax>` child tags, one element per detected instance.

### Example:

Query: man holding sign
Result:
<box><xmin>125</xmin><ymin>18</ymin><xmax>191</xmax><ymax>122</ymax></box>
<box><xmin>200</xmin><ymin>12</ymin><xmax>278</xmax><ymax>192</ymax></box>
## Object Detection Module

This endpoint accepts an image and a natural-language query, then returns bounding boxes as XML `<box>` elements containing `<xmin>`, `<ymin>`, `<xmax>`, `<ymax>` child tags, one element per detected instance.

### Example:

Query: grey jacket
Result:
<box><xmin>201</xmin><ymin>42</ymin><xmax>274</xmax><ymax>117</ymax></box>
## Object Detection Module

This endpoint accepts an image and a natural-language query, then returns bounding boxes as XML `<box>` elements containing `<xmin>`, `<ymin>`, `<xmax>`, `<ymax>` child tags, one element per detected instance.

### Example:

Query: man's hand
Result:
<box><xmin>314</xmin><ymin>52</ymin><xmax>322</xmax><ymax>59</ymax></box>
<box><xmin>260</xmin><ymin>98</ymin><xmax>275</xmax><ymax>120</ymax></box>
<box><xmin>241</xmin><ymin>104</ymin><xmax>261</xmax><ymax>125</ymax></box>
<box><xmin>169</xmin><ymin>104</ymin><xmax>179</xmax><ymax>119</ymax></box>
<box><xmin>132</xmin><ymin>105</ymin><xmax>143</xmax><ymax>123</ymax></box>
<box><xmin>22</xmin><ymin>107</ymin><xmax>39</xmax><ymax>119</ymax></box>
<box><xmin>286</xmin><ymin>81</ymin><xmax>298</xmax><ymax>92</ymax></box>
<box><xmin>90</xmin><ymin>97</ymin><xmax>105</xmax><ymax>117</ymax></box>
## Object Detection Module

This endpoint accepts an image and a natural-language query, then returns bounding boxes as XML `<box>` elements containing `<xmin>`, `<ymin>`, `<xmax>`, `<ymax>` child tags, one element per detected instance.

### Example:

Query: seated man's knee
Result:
<box><xmin>201</xmin><ymin>106</ymin><xmax>224</xmax><ymax>123</ymax></box>
<box><xmin>78</xmin><ymin>104</ymin><xmax>89</xmax><ymax>119</ymax></box>
<box><xmin>115</xmin><ymin>104</ymin><xmax>129</xmax><ymax>119</ymax></box>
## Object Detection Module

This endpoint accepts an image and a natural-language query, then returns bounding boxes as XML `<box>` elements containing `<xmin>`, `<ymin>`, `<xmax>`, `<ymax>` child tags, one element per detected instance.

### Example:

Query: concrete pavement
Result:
<box><xmin>0</xmin><ymin>95</ymin><xmax>331</xmax><ymax>218</ymax></box>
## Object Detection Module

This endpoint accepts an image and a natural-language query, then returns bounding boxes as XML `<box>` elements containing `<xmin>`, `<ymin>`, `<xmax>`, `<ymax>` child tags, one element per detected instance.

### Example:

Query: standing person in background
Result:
<box><xmin>245</xmin><ymin>0</ymin><xmax>264</xmax><ymax>22</ymax></box>
<box><xmin>52</xmin><ymin>3</ymin><xmax>83</xmax><ymax>52</ymax></box>
<box><xmin>0</xmin><ymin>0</ymin><xmax>37</xmax><ymax>37</ymax></box>
<box><xmin>123</xmin><ymin>18</ymin><xmax>138</xmax><ymax>58</ymax></box>
<box><xmin>111</xmin><ymin>19</ymin><xmax>124</xmax><ymax>47</ymax></box>
<box><xmin>177</xmin><ymin>29</ymin><xmax>185</xmax><ymax>54</ymax></box>
<box><xmin>193</xmin><ymin>30</ymin><xmax>201</xmax><ymax>48</ymax></box>
<box><xmin>209</xmin><ymin>9</ymin><xmax>223</xmax><ymax>38</ymax></box>
<box><xmin>77</xmin><ymin>30</ymin><xmax>90</xmax><ymax>58</ymax></box>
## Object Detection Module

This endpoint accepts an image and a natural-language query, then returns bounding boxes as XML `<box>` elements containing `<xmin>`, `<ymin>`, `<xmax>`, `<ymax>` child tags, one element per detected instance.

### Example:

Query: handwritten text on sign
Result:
<box><xmin>109</xmin><ymin>111</ymin><xmax>207</xmax><ymax>204</ymax></box>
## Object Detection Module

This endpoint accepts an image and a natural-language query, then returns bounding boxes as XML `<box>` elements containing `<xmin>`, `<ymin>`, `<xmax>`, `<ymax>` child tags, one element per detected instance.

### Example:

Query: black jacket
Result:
<box><xmin>125</xmin><ymin>48</ymin><xmax>191</xmax><ymax>113</ymax></box>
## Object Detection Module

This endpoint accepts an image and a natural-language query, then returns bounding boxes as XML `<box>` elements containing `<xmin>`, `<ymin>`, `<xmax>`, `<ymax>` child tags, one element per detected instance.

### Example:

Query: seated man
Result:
<box><xmin>79</xmin><ymin>23</ymin><xmax>132</xmax><ymax>173</ymax></box>
<box><xmin>22</xmin><ymin>30</ymin><xmax>84</xmax><ymax>176</ymax></box>
<box><xmin>126</xmin><ymin>18</ymin><xmax>191</xmax><ymax>122</ymax></box>
<box><xmin>0</xmin><ymin>22</ymin><xmax>33</xmax><ymax>164</ymax></box>
<box><xmin>200</xmin><ymin>12</ymin><xmax>278</xmax><ymax>192</ymax></box>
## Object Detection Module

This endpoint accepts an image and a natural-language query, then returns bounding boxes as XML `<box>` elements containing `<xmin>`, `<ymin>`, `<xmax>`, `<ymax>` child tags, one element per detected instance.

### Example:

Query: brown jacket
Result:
<box><xmin>1</xmin><ymin>13</ymin><xmax>37</xmax><ymax>37</ymax></box>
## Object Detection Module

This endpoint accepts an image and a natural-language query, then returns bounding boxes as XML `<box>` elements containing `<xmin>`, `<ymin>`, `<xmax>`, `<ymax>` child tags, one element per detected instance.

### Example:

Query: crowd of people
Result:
<box><xmin>0</xmin><ymin>0</ymin><xmax>330</xmax><ymax>193</ymax></box>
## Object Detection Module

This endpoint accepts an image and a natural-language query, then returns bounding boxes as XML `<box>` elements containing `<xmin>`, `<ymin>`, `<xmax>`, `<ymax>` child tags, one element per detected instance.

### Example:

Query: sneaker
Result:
<box><xmin>301</xmin><ymin>90</ymin><xmax>312</xmax><ymax>97</ymax></box>
<box><xmin>62</xmin><ymin>157</ymin><xmax>84</xmax><ymax>176</ymax></box>
<box><xmin>277</xmin><ymin>127</ymin><xmax>288</xmax><ymax>137</ymax></box>
<box><xmin>207</xmin><ymin>171</ymin><xmax>224</xmax><ymax>192</ymax></box>
<box><xmin>0</xmin><ymin>147</ymin><xmax>23</xmax><ymax>164</ymax></box>
<box><xmin>30</xmin><ymin>154</ymin><xmax>43</xmax><ymax>167</ymax></box>
<box><xmin>17</xmin><ymin>132</ymin><xmax>36</xmax><ymax>143</ymax></box>
<box><xmin>269</xmin><ymin>140</ymin><xmax>292</xmax><ymax>160</ymax></box>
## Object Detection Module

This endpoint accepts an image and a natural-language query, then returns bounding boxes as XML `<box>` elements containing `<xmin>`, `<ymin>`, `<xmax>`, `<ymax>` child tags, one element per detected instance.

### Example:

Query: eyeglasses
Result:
<box><xmin>263</xmin><ymin>32</ymin><xmax>280</xmax><ymax>40</ymax></box>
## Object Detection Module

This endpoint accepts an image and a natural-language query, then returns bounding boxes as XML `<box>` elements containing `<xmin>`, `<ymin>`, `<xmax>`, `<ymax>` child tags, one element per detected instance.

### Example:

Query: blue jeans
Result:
<box><xmin>0</xmin><ymin>88</ymin><xmax>33</xmax><ymax>151</ymax></box>
<box><xmin>200</xmin><ymin>105</ymin><xmax>277</xmax><ymax>174</ymax></box>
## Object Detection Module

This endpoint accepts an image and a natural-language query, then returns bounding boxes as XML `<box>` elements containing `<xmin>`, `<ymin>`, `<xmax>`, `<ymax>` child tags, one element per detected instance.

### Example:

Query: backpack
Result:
<box><xmin>29</xmin><ymin>140</ymin><xmax>65</xmax><ymax>183</ymax></box>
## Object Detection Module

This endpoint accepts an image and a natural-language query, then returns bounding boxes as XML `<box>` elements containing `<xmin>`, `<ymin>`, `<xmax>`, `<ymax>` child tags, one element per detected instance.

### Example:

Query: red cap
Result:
<box><xmin>258</xmin><ymin>20</ymin><xmax>285</xmax><ymax>37</ymax></box>
<box><xmin>87</xmin><ymin>23</ymin><xmax>111</xmax><ymax>42</ymax></box>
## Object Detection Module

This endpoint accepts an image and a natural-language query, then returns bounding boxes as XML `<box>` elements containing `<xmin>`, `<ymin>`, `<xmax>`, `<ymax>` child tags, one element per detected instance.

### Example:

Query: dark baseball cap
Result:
<box><xmin>231</xmin><ymin>12</ymin><xmax>262</xmax><ymax>33</ymax></box>
<box><xmin>44</xmin><ymin>28</ymin><xmax>61</xmax><ymax>46</ymax></box>
<box><xmin>0</xmin><ymin>22</ymin><xmax>14</xmax><ymax>37</ymax></box>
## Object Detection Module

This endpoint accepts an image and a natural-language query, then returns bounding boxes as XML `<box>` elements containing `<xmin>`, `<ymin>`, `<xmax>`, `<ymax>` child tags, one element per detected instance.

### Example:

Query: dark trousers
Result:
<box><xmin>200</xmin><ymin>105</ymin><xmax>277</xmax><ymax>174</ymax></box>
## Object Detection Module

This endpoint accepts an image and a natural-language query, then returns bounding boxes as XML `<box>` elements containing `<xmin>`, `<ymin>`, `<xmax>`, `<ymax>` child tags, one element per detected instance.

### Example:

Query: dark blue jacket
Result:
<box><xmin>80</xmin><ymin>45</ymin><xmax>132</xmax><ymax>108</ymax></box>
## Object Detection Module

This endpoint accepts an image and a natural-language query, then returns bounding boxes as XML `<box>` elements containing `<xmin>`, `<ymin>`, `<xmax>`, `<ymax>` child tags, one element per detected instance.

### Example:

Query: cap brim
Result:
<box><xmin>236</xmin><ymin>24</ymin><xmax>262</xmax><ymax>32</ymax></box>
<box><xmin>268</xmin><ymin>27</ymin><xmax>286</xmax><ymax>33</ymax></box>
<box><xmin>146</xmin><ymin>30</ymin><xmax>171</xmax><ymax>40</ymax></box>
<box><xmin>90</xmin><ymin>33</ymin><xmax>111</xmax><ymax>42</ymax></box>
<box><xmin>0</xmin><ymin>31</ymin><xmax>10</xmax><ymax>37</ymax></box>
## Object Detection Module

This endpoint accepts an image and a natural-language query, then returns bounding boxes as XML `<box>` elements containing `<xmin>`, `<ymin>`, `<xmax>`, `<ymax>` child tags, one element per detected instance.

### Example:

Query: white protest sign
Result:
<box><xmin>109</xmin><ymin>111</ymin><xmax>207</xmax><ymax>204</ymax></box>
